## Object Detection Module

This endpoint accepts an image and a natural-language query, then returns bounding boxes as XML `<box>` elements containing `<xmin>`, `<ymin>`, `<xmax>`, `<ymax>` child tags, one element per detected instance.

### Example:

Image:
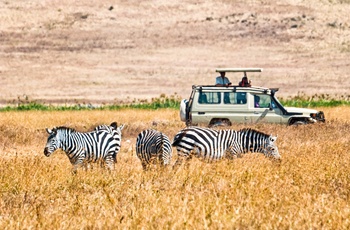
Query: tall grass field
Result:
<box><xmin>0</xmin><ymin>107</ymin><xmax>349</xmax><ymax>229</ymax></box>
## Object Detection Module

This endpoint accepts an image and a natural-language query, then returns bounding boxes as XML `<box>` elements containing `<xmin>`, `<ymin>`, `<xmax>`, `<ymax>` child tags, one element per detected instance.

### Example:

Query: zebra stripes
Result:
<box><xmin>136</xmin><ymin>129</ymin><xmax>172</xmax><ymax>170</ymax></box>
<box><xmin>94</xmin><ymin>122</ymin><xmax>124</xmax><ymax>162</ymax></box>
<box><xmin>44</xmin><ymin>123</ymin><xmax>124</xmax><ymax>172</ymax></box>
<box><xmin>172</xmin><ymin>127</ymin><xmax>280</xmax><ymax>165</ymax></box>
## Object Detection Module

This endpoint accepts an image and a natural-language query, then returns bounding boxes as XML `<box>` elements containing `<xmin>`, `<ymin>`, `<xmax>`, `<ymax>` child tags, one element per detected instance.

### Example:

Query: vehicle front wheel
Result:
<box><xmin>291</xmin><ymin>121</ymin><xmax>307</xmax><ymax>126</ymax></box>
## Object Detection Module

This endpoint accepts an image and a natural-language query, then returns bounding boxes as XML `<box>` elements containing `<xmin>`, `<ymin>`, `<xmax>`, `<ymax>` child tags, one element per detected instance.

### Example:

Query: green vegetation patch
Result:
<box><xmin>0</xmin><ymin>94</ymin><xmax>181</xmax><ymax>111</ymax></box>
<box><xmin>1</xmin><ymin>93</ymin><xmax>349</xmax><ymax>112</ymax></box>
<box><xmin>280</xmin><ymin>93</ymin><xmax>350</xmax><ymax>107</ymax></box>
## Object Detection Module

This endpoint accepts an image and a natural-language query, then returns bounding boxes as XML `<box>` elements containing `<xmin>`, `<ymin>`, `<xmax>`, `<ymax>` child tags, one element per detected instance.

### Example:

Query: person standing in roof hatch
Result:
<box><xmin>215</xmin><ymin>72</ymin><xmax>232</xmax><ymax>86</ymax></box>
<box><xmin>239</xmin><ymin>72</ymin><xmax>252</xmax><ymax>87</ymax></box>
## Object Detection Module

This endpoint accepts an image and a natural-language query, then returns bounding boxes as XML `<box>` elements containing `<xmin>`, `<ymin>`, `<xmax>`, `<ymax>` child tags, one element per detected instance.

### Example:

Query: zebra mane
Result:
<box><xmin>54</xmin><ymin>126</ymin><xmax>77</xmax><ymax>133</ymax></box>
<box><xmin>238</xmin><ymin>128</ymin><xmax>270</xmax><ymax>138</ymax></box>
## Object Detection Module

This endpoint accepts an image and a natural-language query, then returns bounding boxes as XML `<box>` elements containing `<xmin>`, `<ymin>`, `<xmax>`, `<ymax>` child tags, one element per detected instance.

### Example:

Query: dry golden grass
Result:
<box><xmin>1</xmin><ymin>0</ymin><xmax>350</xmax><ymax>228</ymax></box>
<box><xmin>0</xmin><ymin>108</ymin><xmax>349</xmax><ymax>229</ymax></box>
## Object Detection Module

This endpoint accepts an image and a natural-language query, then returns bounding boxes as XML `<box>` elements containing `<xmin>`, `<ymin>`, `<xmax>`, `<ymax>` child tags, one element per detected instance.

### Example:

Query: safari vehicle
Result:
<box><xmin>180</xmin><ymin>68</ymin><xmax>325</xmax><ymax>127</ymax></box>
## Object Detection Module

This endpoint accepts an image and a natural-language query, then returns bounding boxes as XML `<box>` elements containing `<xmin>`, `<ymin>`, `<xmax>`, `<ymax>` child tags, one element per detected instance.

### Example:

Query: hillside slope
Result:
<box><xmin>1</xmin><ymin>0</ymin><xmax>349</xmax><ymax>104</ymax></box>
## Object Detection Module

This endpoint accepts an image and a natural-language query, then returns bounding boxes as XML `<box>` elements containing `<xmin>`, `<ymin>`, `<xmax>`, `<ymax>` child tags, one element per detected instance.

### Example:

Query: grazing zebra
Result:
<box><xmin>136</xmin><ymin>129</ymin><xmax>172</xmax><ymax>170</ymax></box>
<box><xmin>172</xmin><ymin>127</ymin><xmax>280</xmax><ymax>166</ymax></box>
<box><xmin>44</xmin><ymin>124</ymin><xmax>122</xmax><ymax>172</ymax></box>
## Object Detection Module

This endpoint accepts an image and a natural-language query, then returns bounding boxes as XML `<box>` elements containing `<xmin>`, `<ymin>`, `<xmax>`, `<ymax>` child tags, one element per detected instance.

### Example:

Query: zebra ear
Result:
<box><xmin>46</xmin><ymin>127</ymin><xmax>58</xmax><ymax>135</ymax></box>
<box><xmin>269</xmin><ymin>135</ymin><xmax>277</xmax><ymax>142</ymax></box>
<box><xmin>46</xmin><ymin>128</ymin><xmax>53</xmax><ymax>134</ymax></box>
<box><xmin>118</xmin><ymin>124</ymin><xmax>125</xmax><ymax>131</ymax></box>
<box><xmin>110</xmin><ymin>122</ymin><xmax>118</xmax><ymax>129</ymax></box>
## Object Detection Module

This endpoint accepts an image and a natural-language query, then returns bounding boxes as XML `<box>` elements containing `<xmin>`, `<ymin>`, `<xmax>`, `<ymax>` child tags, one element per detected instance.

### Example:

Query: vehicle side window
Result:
<box><xmin>198</xmin><ymin>92</ymin><xmax>249</xmax><ymax>105</ymax></box>
<box><xmin>198</xmin><ymin>92</ymin><xmax>220</xmax><ymax>104</ymax></box>
<box><xmin>223</xmin><ymin>92</ymin><xmax>246</xmax><ymax>105</ymax></box>
<box><xmin>236</xmin><ymin>92</ymin><xmax>247</xmax><ymax>104</ymax></box>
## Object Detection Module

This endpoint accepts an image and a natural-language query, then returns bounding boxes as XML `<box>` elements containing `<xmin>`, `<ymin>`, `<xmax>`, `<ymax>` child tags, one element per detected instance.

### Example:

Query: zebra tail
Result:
<box><xmin>160</xmin><ymin>132</ymin><xmax>165</xmax><ymax>153</ymax></box>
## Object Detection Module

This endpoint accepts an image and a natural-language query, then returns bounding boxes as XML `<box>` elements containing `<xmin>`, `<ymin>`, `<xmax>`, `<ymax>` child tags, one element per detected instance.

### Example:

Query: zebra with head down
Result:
<box><xmin>44</xmin><ymin>122</ymin><xmax>124</xmax><ymax>172</ymax></box>
<box><xmin>172</xmin><ymin>127</ymin><xmax>280</xmax><ymax>166</ymax></box>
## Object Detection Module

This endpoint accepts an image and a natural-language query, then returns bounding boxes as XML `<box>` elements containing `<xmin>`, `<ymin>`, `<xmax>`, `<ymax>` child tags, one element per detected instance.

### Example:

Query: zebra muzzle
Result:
<box><xmin>44</xmin><ymin>148</ymin><xmax>51</xmax><ymax>157</ymax></box>
<box><xmin>272</xmin><ymin>156</ymin><xmax>282</xmax><ymax>163</ymax></box>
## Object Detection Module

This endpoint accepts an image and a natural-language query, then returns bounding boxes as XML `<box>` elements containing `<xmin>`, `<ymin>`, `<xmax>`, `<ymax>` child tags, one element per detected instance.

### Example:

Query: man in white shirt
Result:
<box><xmin>215</xmin><ymin>72</ymin><xmax>231</xmax><ymax>86</ymax></box>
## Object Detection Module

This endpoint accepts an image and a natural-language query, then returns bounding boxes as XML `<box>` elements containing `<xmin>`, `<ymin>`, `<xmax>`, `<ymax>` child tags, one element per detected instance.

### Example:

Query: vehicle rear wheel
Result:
<box><xmin>209</xmin><ymin>119</ymin><xmax>232</xmax><ymax>128</ymax></box>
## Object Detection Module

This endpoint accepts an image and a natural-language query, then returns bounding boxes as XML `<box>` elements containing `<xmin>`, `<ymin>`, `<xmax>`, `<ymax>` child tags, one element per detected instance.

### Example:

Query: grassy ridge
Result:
<box><xmin>1</xmin><ymin>94</ymin><xmax>350</xmax><ymax>111</ymax></box>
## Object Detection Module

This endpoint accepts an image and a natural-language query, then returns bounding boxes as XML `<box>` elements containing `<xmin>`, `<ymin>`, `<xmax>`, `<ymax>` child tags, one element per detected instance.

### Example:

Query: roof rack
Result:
<box><xmin>215</xmin><ymin>68</ymin><xmax>263</xmax><ymax>73</ymax></box>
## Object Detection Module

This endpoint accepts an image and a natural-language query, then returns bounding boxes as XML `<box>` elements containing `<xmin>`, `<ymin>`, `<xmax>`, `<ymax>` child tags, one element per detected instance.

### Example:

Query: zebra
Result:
<box><xmin>172</xmin><ymin>127</ymin><xmax>280</xmax><ymax>166</ymax></box>
<box><xmin>94</xmin><ymin>122</ymin><xmax>125</xmax><ymax>161</ymax></box>
<box><xmin>136</xmin><ymin>129</ymin><xmax>172</xmax><ymax>170</ymax></box>
<box><xmin>44</xmin><ymin>124</ymin><xmax>123</xmax><ymax>172</ymax></box>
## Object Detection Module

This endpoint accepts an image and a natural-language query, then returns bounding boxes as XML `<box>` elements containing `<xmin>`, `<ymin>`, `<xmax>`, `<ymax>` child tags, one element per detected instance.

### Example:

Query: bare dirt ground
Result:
<box><xmin>1</xmin><ymin>0</ymin><xmax>350</xmax><ymax>105</ymax></box>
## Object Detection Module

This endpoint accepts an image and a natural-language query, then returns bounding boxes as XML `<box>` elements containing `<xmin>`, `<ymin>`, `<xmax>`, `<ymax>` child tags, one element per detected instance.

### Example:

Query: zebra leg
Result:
<box><xmin>83</xmin><ymin>162</ymin><xmax>89</xmax><ymax>171</ymax></box>
<box><xmin>106</xmin><ymin>162</ymin><xmax>115</xmax><ymax>170</ymax></box>
<box><xmin>82</xmin><ymin>159</ymin><xmax>93</xmax><ymax>171</ymax></box>
<box><xmin>225</xmin><ymin>152</ymin><xmax>238</xmax><ymax>160</ymax></box>
<box><xmin>72</xmin><ymin>163</ymin><xmax>81</xmax><ymax>174</ymax></box>
<box><xmin>141</xmin><ymin>161</ymin><xmax>148</xmax><ymax>171</ymax></box>
<box><xmin>226</xmin><ymin>147</ymin><xmax>241</xmax><ymax>159</ymax></box>
<box><xmin>173</xmin><ymin>151</ymin><xmax>191</xmax><ymax>170</ymax></box>
<box><xmin>158</xmin><ymin>154</ymin><xmax>165</xmax><ymax>168</ymax></box>
<box><xmin>160</xmin><ymin>152</ymin><xmax>171</xmax><ymax>168</ymax></box>
<box><xmin>113</xmin><ymin>152</ymin><xmax>118</xmax><ymax>164</ymax></box>
<box><xmin>173</xmin><ymin>156</ymin><xmax>185</xmax><ymax>170</ymax></box>
<box><xmin>99</xmin><ymin>159</ymin><xmax>105</xmax><ymax>168</ymax></box>
<box><xmin>71</xmin><ymin>157</ymin><xmax>85</xmax><ymax>173</ymax></box>
<box><xmin>104</xmin><ymin>156</ymin><xmax>115</xmax><ymax>170</ymax></box>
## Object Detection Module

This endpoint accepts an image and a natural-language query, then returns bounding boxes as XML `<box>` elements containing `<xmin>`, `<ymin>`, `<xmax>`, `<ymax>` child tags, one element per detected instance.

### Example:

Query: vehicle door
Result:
<box><xmin>190</xmin><ymin>90</ymin><xmax>221</xmax><ymax>124</ymax></box>
<box><xmin>249</xmin><ymin>94</ymin><xmax>283</xmax><ymax>123</ymax></box>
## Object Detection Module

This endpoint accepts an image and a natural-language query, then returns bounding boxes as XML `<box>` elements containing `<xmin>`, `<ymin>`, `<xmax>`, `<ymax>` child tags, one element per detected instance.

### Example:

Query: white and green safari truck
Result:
<box><xmin>180</xmin><ymin>68</ymin><xmax>325</xmax><ymax>127</ymax></box>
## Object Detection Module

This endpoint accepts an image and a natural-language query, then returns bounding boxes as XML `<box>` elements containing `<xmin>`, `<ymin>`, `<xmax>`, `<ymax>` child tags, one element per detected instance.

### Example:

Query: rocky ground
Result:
<box><xmin>1</xmin><ymin>0</ymin><xmax>350</xmax><ymax>105</ymax></box>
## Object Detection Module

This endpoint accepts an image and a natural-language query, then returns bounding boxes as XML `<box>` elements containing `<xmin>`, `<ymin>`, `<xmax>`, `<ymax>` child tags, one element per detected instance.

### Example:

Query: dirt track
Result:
<box><xmin>1</xmin><ymin>0</ymin><xmax>350</xmax><ymax>105</ymax></box>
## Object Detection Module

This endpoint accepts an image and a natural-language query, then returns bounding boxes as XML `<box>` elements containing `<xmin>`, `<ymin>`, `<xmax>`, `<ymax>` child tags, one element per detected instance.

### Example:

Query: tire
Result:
<box><xmin>292</xmin><ymin>121</ymin><xmax>307</xmax><ymax>126</ymax></box>
<box><xmin>209</xmin><ymin>119</ymin><xmax>231</xmax><ymax>128</ymax></box>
